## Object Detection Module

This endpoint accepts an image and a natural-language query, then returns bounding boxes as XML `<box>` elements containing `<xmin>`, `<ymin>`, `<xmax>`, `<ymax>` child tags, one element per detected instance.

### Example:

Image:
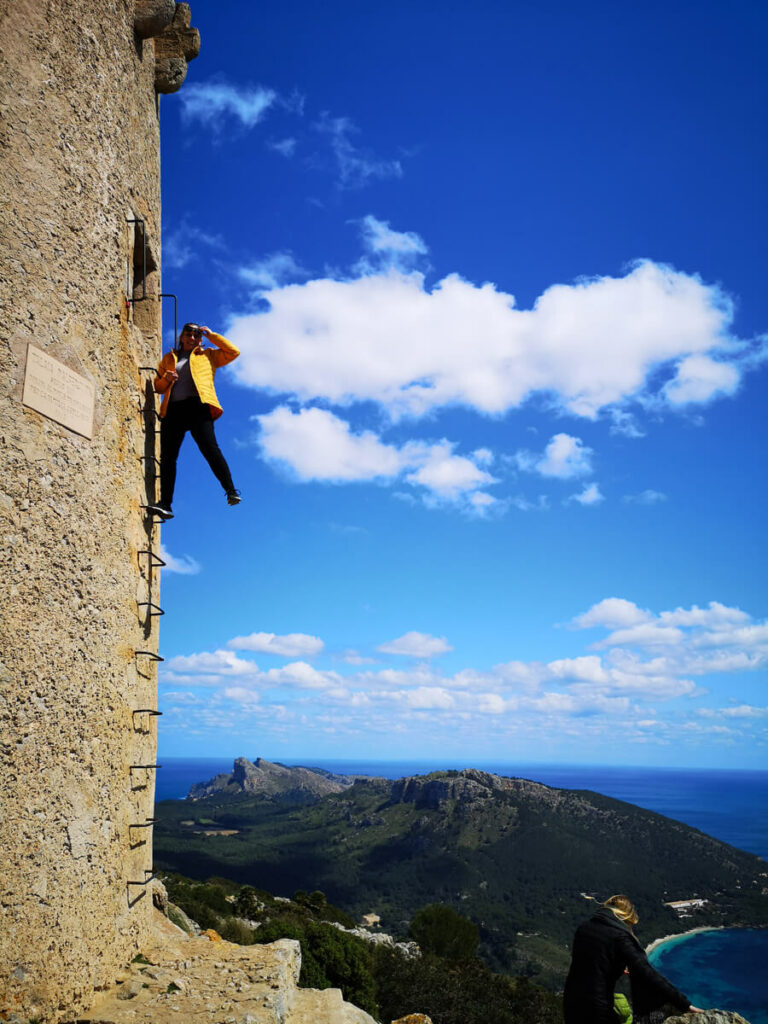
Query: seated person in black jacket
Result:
<box><xmin>563</xmin><ymin>894</ymin><xmax>703</xmax><ymax>1024</ymax></box>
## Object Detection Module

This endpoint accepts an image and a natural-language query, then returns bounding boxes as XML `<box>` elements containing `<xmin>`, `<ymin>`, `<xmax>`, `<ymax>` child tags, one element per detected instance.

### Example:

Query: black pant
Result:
<box><xmin>160</xmin><ymin>397</ymin><xmax>235</xmax><ymax>508</ymax></box>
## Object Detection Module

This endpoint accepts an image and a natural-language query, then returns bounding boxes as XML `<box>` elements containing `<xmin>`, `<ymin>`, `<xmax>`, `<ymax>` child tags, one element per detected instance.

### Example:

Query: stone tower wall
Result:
<box><xmin>0</xmin><ymin>2</ymin><xmax>198</xmax><ymax>1019</ymax></box>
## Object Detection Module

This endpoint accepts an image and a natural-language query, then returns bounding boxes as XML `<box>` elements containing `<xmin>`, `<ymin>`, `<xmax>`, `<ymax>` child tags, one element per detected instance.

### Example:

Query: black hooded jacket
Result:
<box><xmin>563</xmin><ymin>908</ymin><xmax>690</xmax><ymax>1024</ymax></box>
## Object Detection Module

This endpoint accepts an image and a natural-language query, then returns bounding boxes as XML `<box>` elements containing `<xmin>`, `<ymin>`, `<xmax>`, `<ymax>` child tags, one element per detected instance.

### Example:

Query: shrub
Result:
<box><xmin>409</xmin><ymin>903</ymin><xmax>480</xmax><ymax>961</ymax></box>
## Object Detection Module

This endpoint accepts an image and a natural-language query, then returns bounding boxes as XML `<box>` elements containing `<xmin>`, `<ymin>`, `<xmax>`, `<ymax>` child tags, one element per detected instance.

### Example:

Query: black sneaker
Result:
<box><xmin>226</xmin><ymin>490</ymin><xmax>242</xmax><ymax>507</ymax></box>
<box><xmin>145</xmin><ymin>502</ymin><xmax>174</xmax><ymax>520</ymax></box>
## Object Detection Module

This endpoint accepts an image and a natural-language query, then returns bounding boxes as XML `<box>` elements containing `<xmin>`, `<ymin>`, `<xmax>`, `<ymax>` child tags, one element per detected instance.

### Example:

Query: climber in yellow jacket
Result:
<box><xmin>148</xmin><ymin>323</ymin><xmax>241</xmax><ymax>520</ymax></box>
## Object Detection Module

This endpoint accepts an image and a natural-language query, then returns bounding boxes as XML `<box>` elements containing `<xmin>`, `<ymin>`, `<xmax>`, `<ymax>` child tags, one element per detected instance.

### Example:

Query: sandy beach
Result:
<box><xmin>645</xmin><ymin>925</ymin><xmax>723</xmax><ymax>956</ymax></box>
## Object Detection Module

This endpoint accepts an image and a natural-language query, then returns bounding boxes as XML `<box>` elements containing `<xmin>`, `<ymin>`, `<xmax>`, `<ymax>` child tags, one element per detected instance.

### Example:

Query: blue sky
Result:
<box><xmin>154</xmin><ymin>0</ymin><xmax>767</xmax><ymax>768</ymax></box>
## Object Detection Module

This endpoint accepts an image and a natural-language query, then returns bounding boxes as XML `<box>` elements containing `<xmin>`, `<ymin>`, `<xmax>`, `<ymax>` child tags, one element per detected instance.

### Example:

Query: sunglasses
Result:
<box><xmin>183</xmin><ymin>328</ymin><xmax>203</xmax><ymax>338</ymax></box>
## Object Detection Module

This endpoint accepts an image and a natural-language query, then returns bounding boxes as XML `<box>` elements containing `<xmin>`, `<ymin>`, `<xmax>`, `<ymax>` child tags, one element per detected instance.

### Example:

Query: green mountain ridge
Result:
<box><xmin>154</xmin><ymin>760</ymin><xmax>768</xmax><ymax>987</ymax></box>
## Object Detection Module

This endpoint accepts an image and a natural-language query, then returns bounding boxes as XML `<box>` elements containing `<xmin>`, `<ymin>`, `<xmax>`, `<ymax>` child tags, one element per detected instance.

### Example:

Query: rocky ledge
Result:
<box><xmin>75</xmin><ymin>908</ymin><xmax>376</xmax><ymax>1024</ymax></box>
<box><xmin>667</xmin><ymin>1015</ymin><xmax>750</xmax><ymax>1024</ymax></box>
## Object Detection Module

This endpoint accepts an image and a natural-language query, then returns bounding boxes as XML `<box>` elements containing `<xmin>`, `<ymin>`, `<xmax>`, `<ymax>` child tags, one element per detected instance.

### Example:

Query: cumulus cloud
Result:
<box><xmin>601</xmin><ymin>623</ymin><xmax>684</xmax><ymax>647</ymax></box>
<box><xmin>569</xmin><ymin>482</ymin><xmax>604</xmax><ymax>506</ymax></box>
<box><xmin>515</xmin><ymin>433</ymin><xmax>594</xmax><ymax>479</ymax></box>
<box><xmin>164</xmin><ymin>649</ymin><xmax>256</xmax><ymax>677</ymax></box>
<box><xmin>228</xmin><ymin>257</ymin><xmax>760</xmax><ymax>422</ymax></box>
<box><xmin>572</xmin><ymin>598</ymin><xmax>652</xmax><ymax>630</ymax></box>
<box><xmin>257</xmin><ymin>406</ymin><xmax>403</xmax><ymax>482</ymax></box>
<box><xmin>227</xmin><ymin>632</ymin><xmax>324</xmax><ymax>657</ymax></box>
<box><xmin>659</xmin><ymin>602</ymin><xmax>750</xmax><ymax>628</ymax></box>
<box><xmin>404</xmin><ymin>441</ymin><xmax>498</xmax><ymax>500</ymax></box>
<box><xmin>258</xmin><ymin>661</ymin><xmax>341</xmax><ymax>689</ymax></box>
<box><xmin>158</xmin><ymin>600</ymin><xmax>768</xmax><ymax>750</ymax></box>
<box><xmin>256</xmin><ymin>406</ymin><xmax>498</xmax><ymax>510</ymax></box>
<box><xmin>663</xmin><ymin>354</ymin><xmax>740</xmax><ymax>406</ymax></box>
<box><xmin>571</xmin><ymin>600</ymin><xmax>768</xmax><ymax>680</ymax></box>
<box><xmin>400</xmin><ymin>686</ymin><xmax>455</xmax><ymax>710</ymax></box>
<box><xmin>377</xmin><ymin>632</ymin><xmax>453</xmax><ymax>657</ymax></box>
<box><xmin>223</xmin><ymin>686</ymin><xmax>262</xmax><ymax>707</ymax></box>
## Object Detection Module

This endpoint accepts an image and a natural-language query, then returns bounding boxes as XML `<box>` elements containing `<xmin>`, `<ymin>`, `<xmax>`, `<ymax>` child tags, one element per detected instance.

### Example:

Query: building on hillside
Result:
<box><xmin>664</xmin><ymin>898</ymin><xmax>709</xmax><ymax>916</ymax></box>
<box><xmin>0</xmin><ymin>2</ymin><xmax>198</xmax><ymax>1020</ymax></box>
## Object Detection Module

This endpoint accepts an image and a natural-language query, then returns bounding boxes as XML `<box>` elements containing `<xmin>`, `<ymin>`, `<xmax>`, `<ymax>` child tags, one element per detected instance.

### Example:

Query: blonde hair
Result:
<box><xmin>603</xmin><ymin>894</ymin><xmax>639</xmax><ymax>926</ymax></box>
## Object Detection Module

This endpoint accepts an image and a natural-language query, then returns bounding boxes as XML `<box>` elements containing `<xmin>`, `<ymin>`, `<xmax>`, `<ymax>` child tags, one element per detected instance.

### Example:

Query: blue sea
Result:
<box><xmin>649</xmin><ymin>929</ymin><xmax>768</xmax><ymax>1024</ymax></box>
<box><xmin>155</xmin><ymin>758</ymin><xmax>768</xmax><ymax>1019</ymax></box>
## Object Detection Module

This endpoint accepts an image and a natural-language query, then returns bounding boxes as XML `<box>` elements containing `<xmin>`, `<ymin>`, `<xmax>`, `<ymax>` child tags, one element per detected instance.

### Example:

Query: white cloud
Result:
<box><xmin>601</xmin><ymin>623</ymin><xmax>685</xmax><ymax>647</ymax></box>
<box><xmin>268</xmin><ymin>137</ymin><xmax>297</xmax><ymax>157</ymax></box>
<box><xmin>238</xmin><ymin>252</ymin><xmax>305</xmax><ymax>295</ymax></box>
<box><xmin>223</xmin><ymin>686</ymin><xmax>262</xmax><ymax>707</ymax></box>
<box><xmin>259</xmin><ymin>661</ymin><xmax>340</xmax><ymax>689</ymax></box>
<box><xmin>228</xmin><ymin>258</ymin><xmax>758</xmax><ymax>422</ymax></box>
<box><xmin>572</xmin><ymin>598</ymin><xmax>652</xmax><ymax>630</ymax></box>
<box><xmin>569</xmin><ymin>600</ymin><xmax>768</xmax><ymax>686</ymax></box>
<box><xmin>257</xmin><ymin>406</ymin><xmax>403</xmax><ymax>482</ymax></box>
<box><xmin>663</xmin><ymin>354</ymin><xmax>740</xmax><ymax>406</ymax></box>
<box><xmin>404</xmin><ymin>441</ymin><xmax>497</xmax><ymax>500</ymax></box>
<box><xmin>569</xmin><ymin>482</ymin><xmax>604</xmax><ymax>506</ymax></box>
<box><xmin>315</xmin><ymin>114</ymin><xmax>403</xmax><ymax>189</ymax></box>
<box><xmin>548</xmin><ymin>656</ymin><xmax>608</xmax><ymax>683</ymax></box>
<box><xmin>158</xmin><ymin>601</ymin><xmax>768</xmax><ymax>747</ymax></box>
<box><xmin>476</xmin><ymin>693</ymin><xmax>516</xmax><ymax>714</ymax></box>
<box><xmin>692</xmin><ymin>623</ymin><xmax>768</xmax><ymax>648</ymax></box>
<box><xmin>699</xmin><ymin>704</ymin><xmax>768</xmax><ymax>719</ymax></box>
<box><xmin>660</xmin><ymin>602</ymin><xmax>750</xmax><ymax>628</ymax></box>
<box><xmin>256</xmin><ymin>406</ymin><xmax>498</xmax><ymax>510</ymax></box>
<box><xmin>378</xmin><ymin>631</ymin><xmax>453</xmax><ymax>657</ymax></box>
<box><xmin>472</xmin><ymin>448</ymin><xmax>494</xmax><ymax>465</ymax></box>
<box><xmin>355</xmin><ymin>216</ymin><xmax>427</xmax><ymax>273</ymax></box>
<box><xmin>159</xmin><ymin>544</ymin><xmax>201</xmax><ymax>575</ymax></box>
<box><xmin>165</xmin><ymin>650</ymin><xmax>255</xmax><ymax>676</ymax></box>
<box><xmin>380</xmin><ymin>686</ymin><xmax>455</xmax><ymax>710</ymax></box>
<box><xmin>516</xmin><ymin>433</ymin><xmax>594</xmax><ymax>479</ymax></box>
<box><xmin>227</xmin><ymin>632</ymin><xmax>324</xmax><ymax>657</ymax></box>
<box><xmin>623</xmin><ymin>489</ymin><xmax>667</xmax><ymax>505</ymax></box>
<box><xmin>180</xmin><ymin>81</ymin><xmax>279</xmax><ymax>129</ymax></box>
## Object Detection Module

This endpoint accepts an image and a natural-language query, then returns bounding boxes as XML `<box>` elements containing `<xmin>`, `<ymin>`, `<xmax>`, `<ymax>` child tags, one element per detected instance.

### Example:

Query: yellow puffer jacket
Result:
<box><xmin>154</xmin><ymin>331</ymin><xmax>239</xmax><ymax>420</ymax></box>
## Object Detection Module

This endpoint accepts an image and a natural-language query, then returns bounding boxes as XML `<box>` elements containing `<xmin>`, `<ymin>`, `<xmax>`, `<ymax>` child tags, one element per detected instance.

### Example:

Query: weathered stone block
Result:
<box><xmin>153</xmin><ymin>2</ymin><xmax>200</xmax><ymax>93</ymax></box>
<box><xmin>134</xmin><ymin>0</ymin><xmax>176</xmax><ymax>39</ymax></box>
<box><xmin>155</xmin><ymin>56</ymin><xmax>189</xmax><ymax>94</ymax></box>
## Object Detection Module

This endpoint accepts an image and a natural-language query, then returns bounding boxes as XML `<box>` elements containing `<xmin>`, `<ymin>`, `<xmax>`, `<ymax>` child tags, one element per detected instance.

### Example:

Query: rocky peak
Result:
<box><xmin>389</xmin><ymin>768</ymin><xmax>562</xmax><ymax>810</ymax></box>
<box><xmin>188</xmin><ymin>757</ymin><xmax>356</xmax><ymax>803</ymax></box>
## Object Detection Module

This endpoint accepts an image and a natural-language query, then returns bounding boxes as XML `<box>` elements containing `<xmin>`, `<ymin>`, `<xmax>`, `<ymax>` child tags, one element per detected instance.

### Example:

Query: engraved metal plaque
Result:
<box><xmin>22</xmin><ymin>344</ymin><xmax>96</xmax><ymax>439</ymax></box>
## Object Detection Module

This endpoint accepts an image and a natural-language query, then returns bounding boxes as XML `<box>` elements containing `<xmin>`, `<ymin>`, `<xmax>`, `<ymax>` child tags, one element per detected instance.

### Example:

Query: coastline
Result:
<box><xmin>645</xmin><ymin>925</ymin><xmax>722</xmax><ymax>957</ymax></box>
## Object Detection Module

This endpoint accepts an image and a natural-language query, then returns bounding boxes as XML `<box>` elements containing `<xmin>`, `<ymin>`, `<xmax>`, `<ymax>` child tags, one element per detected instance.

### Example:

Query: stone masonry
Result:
<box><xmin>0</xmin><ymin>2</ymin><xmax>197</xmax><ymax>1020</ymax></box>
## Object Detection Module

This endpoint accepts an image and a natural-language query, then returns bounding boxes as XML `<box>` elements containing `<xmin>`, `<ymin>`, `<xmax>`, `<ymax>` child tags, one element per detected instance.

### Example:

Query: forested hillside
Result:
<box><xmin>154</xmin><ymin>766</ymin><xmax>768</xmax><ymax>985</ymax></box>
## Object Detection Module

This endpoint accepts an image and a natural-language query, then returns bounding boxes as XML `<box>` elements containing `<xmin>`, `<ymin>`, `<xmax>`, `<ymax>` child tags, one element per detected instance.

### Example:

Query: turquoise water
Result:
<box><xmin>649</xmin><ymin>928</ymin><xmax>768</xmax><ymax>1024</ymax></box>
